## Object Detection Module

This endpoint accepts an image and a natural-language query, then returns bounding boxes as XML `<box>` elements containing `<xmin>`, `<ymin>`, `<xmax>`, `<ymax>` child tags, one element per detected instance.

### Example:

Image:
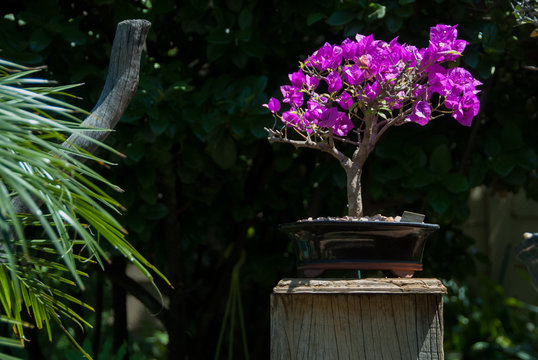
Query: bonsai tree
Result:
<box><xmin>264</xmin><ymin>24</ymin><xmax>481</xmax><ymax>218</ymax></box>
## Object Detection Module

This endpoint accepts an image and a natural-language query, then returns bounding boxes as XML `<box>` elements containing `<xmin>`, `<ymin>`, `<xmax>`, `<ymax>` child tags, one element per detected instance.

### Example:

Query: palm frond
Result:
<box><xmin>0</xmin><ymin>58</ymin><xmax>168</xmax><ymax>358</ymax></box>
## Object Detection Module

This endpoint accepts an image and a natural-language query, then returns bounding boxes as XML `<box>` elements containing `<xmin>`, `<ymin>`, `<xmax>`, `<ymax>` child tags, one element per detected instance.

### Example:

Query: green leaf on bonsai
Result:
<box><xmin>430</xmin><ymin>144</ymin><xmax>452</xmax><ymax>174</ymax></box>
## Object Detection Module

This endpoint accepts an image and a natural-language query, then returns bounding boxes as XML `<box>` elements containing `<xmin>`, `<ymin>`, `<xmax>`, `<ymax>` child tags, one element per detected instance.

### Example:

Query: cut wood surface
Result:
<box><xmin>271</xmin><ymin>278</ymin><xmax>445</xmax><ymax>360</ymax></box>
<box><xmin>273</xmin><ymin>278</ymin><xmax>447</xmax><ymax>294</ymax></box>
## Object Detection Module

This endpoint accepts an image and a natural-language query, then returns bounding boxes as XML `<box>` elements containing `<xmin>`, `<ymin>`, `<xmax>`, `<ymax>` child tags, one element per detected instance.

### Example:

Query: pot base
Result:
<box><xmin>299</xmin><ymin>261</ymin><xmax>422</xmax><ymax>278</ymax></box>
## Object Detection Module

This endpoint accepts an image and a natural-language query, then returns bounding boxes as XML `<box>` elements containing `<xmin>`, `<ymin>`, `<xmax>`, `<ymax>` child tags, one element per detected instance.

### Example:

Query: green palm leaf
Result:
<box><xmin>0</xmin><ymin>59</ymin><xmax>168</xmax><ymax>359</ymax></box>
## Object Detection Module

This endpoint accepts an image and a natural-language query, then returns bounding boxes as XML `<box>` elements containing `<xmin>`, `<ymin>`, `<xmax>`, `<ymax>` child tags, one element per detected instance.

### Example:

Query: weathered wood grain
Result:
<box><xmin>64</xmin><ymin>19</ymin><xmax>151</xmax><ymax>154</ymax></box>
<box><xmin>11</xmin><ymin>19</ymin><xmax>150</xmax><ymax>216</ymax></box>
<box><xmin>271</xmin><ymin>278</ymin><xmax>445</xmax><ymax>360</ymax></box>
<box><xmin>273</xmin><ymin>278</ymin><xmax>447</xmax><ymax>294</ymax></box>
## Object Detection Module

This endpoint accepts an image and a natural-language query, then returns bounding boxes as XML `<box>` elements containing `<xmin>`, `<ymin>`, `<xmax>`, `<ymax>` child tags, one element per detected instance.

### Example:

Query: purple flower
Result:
<box><xmin>448</xmin><ymin>93</ymin><xmax>480</xmax><ymax>126</ymax></box>
<box><xmin>282</xmin><ymin>111</ymin><xmax>299</xmax><ymax>126</ymax></box>
<box><xmin>304</xmin><ymin>100</ymin><xmax>323</xmax><ymax>124</ymax></box>
<box><xmin>343</xmin><ymin>64</ymin><xmax>365</xmax><ymax>86</ymax></box>
<box><xmin>307</xmin><ymin>43</ymin><xmax>343</xmax><ymax>71</ymax></box>
<box><xmin>331</xmin><ymin>112</ymin><xmax>353</xmax><ymax>136</ymax></box>
<box><xmin>445</xmin><ymin>86</ymin><xmax>480</xmax><ymax>127</ymax></box>
<box><xmin>446</xmin><ymin>67</ymin><xmax>481</xmax><ymax>93</ymax></box>
<box><xmin>288</xmin><ymin>70</ymin><xmax>306</xmax><ymax>88</ymax></box>
<box><xmin>426</xmin><ymin>65</ymin><xmax>450</xmax><ymax>97</ymax></box>
<box><xmin>428</xmin><ymin>24</ymin><xmax>468</xmax><ymax>62</ymax></box>
<box><xmin>264</xmin><ymin>24</ymin><xmax>481</xmax><ymax>141</ymax></box>
<box><xmin>364</xmin><ymin>82</ymin><xmax>379</xmax><ymax>101</ymax></box>
<box><xmin>325</xmin><ymin>70</ymin><xmax>342</xmax><ymax>93</ymax></box>
<box><xmin>408</xmin><ymin>101</ymin><xmax>431</xmax><ymax>126</ymax></box>
<box><xmin>262</xmin><ymin>97</ymin><xmax>280</xmax><ymax>113</ymax></box>
<box><xmin>356</xmin><ymin>34</ymin><xmax>375</xmax><ymax>56</ymax></box>
<box><xmin>341</xmin><ymin>38</ymin><xmax>359</xmax><ymax>61</ymax></box>
<box><xmin>336</xmin><ymin>92</ymin><xmax>353</xmax><ymax>110</ymax></box>
<box><xmin>317</xmin><ymin>107</ymin><xmax>354</xmax><ymax>136</ymax></box>
<box><xmin>385</xmin><ymin>91</ymin><xmax>405</xmax><ymax>110</ymax></box>
<box><xmin>305</xmin><ymin>75</ymin><xmax>320</xmax><ymax>91</ymax></box>
<box><xmin>280</xmin><ymin>85</ymin><xmax>303</xmax><ymax>107</ymax></box>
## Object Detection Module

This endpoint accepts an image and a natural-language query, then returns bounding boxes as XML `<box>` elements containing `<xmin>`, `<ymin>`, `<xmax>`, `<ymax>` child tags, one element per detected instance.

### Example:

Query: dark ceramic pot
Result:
<box><xmin>279</xmin><ymin>220</ymin><xmax>440</xmax><ymax>278</ymax></box>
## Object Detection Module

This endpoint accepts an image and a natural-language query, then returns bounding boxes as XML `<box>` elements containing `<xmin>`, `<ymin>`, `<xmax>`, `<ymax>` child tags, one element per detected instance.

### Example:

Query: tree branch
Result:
<box><xmin>64</xmin><ymin>19</ymin><xmax>151</xmax><ymax>154</ymax></box>
<box><xmin>12</xmin><ymin>19</ymin><xmax>151</xmax><ymax>215</ymax></box>
<box><xmin>265</xmin><ymin>128</ymin><xmax>351</xmax><ymax>167</ymax></box>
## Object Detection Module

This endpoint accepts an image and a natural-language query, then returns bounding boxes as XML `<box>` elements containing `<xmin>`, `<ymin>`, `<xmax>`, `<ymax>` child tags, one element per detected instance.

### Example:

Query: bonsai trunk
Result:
<box><xmin>345</xmin><ymin>166</ymin><xmax>363</xmax><ymax>218</ymax></box>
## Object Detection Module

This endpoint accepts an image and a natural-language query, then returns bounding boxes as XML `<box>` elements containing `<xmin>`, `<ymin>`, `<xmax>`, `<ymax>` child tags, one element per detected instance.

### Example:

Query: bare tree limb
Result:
<box><xmin>64</xmin><ymin>19</ymin><xmax>151</xmax><ymax>154</ymax></box>
<box><xmin>12</xmin><ymin>19</ymin><xmax>151</xmax><ymax>215</ymax></box>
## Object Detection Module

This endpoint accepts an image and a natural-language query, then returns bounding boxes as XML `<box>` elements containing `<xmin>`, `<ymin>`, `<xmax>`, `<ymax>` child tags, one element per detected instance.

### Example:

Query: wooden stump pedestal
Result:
<box><xmin>271</xmin><ymin>278</ymin><xmax>447</xmax><ymax>360</ymax></box>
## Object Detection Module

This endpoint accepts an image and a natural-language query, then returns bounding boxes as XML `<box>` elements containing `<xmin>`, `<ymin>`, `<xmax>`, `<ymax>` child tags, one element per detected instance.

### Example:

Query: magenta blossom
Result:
<box><xmin>263</xmin><ymin>24</ymin><xmax>480</xmax><ymax>217</ymax></box>
<box><xmin>288</xmin><ymin>70</ymin><xmax>306</xmax><ymax>88</ymax></box>
<box><xmin>262</xmin><ymin>97</ymin><xmax>280</xmax><ymax>113</ymax></box>
<box><xmin>264</xmin><ymin>24</ymin><xmax>480</xmax><ymax>136</ymax></box>
<box><xmin>364</xmin><ymin>82</ymin><xmax>379</xmax><ymax>101</ymax></box>
<box><xmin>429</xmin><ymin>24</ymin><xmax>468</xmax><ymax>61</ymax></box>
<box><xmin>325</xmin><ymin>70</ymin><xmax>342</xmax><ymax>93</ymax></box>
<box><xmin>337</xmin><ymin>92</ymin><xmax>353</xmax><ymax>110</ymax></box>
<box><xmin>280</xmin><ymin>85</ymin><xmax>303</xmax><ymax>108</ymax></box>
<box><xmin>408</xmin><ymin>101</ymin><xmax>432</xmax><ymax>126</ymax></box>
<box><xmin>305</xmin><ymin>75</ymin><xmax>320</xmax><ymax>90</ymax></box>
<box><xmin>343</xmin><ymin>64</ymin><xmax>365</xmax><ymax>86</ymax></box>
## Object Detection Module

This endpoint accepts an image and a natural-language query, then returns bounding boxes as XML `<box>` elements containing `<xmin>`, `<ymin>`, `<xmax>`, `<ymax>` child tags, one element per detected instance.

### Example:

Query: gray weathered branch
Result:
<box><xmin>64</xmin><ymin>19</ymin><xmax>151</xmax><ymax>154</ymax></box>
<box><xmin>12</xmin><ymin>19</ymin><xmax>151</xmax><ymax>215</ymax></box>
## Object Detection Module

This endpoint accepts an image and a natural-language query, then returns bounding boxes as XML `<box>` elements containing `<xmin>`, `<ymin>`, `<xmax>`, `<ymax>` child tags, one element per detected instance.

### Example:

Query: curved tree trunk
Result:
<box><xmin>12</xmin><ymin>19</ymin><xmax>151</xmax><ymax>215</ymax></box>
<box><xmin>63</xmin><ymin>19</ymin><xmax>151</xmax><ymax>153</ymax></box>
<box><xmin>345</xmin><ymin>166</ymin><xmax>363</xmax><ymax>218</ymax></box>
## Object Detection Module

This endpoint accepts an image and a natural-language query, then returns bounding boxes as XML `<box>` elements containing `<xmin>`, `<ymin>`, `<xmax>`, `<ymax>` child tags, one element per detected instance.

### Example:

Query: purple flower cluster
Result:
<box><xmin>263</xmin><ymin>24</ymin><xmax>481</xmax><ymax>136</ymax></box>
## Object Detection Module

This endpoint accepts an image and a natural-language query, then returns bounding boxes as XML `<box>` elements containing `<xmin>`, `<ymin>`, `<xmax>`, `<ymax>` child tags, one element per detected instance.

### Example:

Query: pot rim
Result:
<box><xmin>279</xmin><ymin>220</ymin><xmax>440</xmax><ymax>231</ymax></box>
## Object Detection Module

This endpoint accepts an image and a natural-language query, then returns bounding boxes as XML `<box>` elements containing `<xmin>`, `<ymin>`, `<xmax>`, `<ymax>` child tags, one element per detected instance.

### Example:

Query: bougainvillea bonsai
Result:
<box><xmin>264</xmin><ymin>24</ymin><xmax>481</xmax><ymax>218</ymax></box>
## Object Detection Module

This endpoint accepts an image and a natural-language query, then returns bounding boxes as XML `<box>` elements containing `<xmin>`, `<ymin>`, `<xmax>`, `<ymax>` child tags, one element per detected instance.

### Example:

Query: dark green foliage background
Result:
<box><xmin>1</xmin><ymin>0</ymin><xmax>537</xmax><ymax>358</ymax></box>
